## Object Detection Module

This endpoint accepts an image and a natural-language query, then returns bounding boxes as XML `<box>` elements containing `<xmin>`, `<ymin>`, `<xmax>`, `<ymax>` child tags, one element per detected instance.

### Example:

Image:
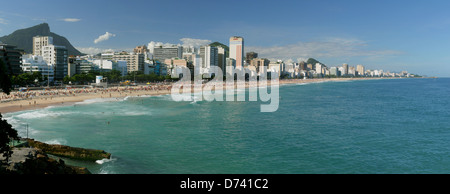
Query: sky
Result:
<box><xmin>1</xmin><ymin>0</ymin><xmax>450</xmax><ymax>77</ymax></box>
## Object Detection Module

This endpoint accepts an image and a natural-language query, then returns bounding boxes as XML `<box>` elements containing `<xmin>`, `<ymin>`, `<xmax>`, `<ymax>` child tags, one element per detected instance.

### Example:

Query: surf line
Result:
<box><xmin>170</xmin><ymin>66</ymin><xmax>279</xmax><ymax>113</ymax></box>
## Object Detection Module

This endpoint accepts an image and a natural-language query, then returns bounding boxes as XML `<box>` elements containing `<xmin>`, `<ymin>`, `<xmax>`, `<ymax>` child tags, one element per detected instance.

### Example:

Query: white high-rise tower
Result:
<box><xmin>229</xmin><ymin>36</ymin><xmax>244</xmax><ymax>67</ymax></box>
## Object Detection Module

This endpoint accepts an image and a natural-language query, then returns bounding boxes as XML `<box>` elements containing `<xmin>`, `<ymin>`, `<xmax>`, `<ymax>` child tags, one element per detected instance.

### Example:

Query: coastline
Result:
<box><xmin>0</xmin><ymin>77</ymin><xmax>394</xmax><ymax>114</ymax></box>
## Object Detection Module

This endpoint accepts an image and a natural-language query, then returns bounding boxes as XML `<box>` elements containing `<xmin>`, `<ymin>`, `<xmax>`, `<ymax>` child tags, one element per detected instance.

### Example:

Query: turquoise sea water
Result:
<box><xmin>4</xmin><ymin>78</ymin><xmax>450</xmax><ymax>174</ymax></box>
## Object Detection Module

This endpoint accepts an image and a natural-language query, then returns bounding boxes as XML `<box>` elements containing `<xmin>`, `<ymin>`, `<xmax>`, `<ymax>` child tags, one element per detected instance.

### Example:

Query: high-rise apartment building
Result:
<box><xmin>342</xmin><ymin>63</ymin><xmax>349</xmax><ymax>76</ymax></box>
<box><xmin>348</xmin><ymin>66</ymin><xmax>356</xmax><ymax>76</ymax></box>
<box><xmin>33</xmin><ymin>36</ymin><xmax>53</xmax><ymax>56</ymax></box>
<box><xmin>356</xmin><ymin>64</ymin><xmax>365</xmax><ymax>76</ymax></box>
<box><xmin>42</xmin><ymin>45</ymin><xmax>67</xmax><ymax>80</ymax></box>
<box><xmin>199</xmin><ymin>46</ymin><xmax>218</xmax><ymax>69</ymax></box>
<box><xmin>112</xmin><ymin>53</ymin><xmax>145</xmax><ymax>73</ymax></box>
<box><xmin>153</xmin><ymin>45</ymin><xmax>183</xmax><ymax>60</ymax></box>
<box><xmin>229</xmin><ymin>36</ymin><xmax>244</xmax><ymax>67</ymax></box>
<box><xmin>217</xmin><ymin>46</ymin><xmax>227</xmax><ymax>72</ymax></box>
<box><xmin>315</xmin><ymin>63</ymin><xmax>323</xmax><ymax>75</ymax></box>
<box><xmin>0</xmin><ymin>43</ymin><xmax>23</xmax><ymax>75</ymax></box>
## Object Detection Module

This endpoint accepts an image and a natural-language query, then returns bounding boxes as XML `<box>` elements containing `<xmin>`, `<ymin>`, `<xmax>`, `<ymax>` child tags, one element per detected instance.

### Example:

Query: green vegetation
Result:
<box><xmin>306</xmin><ymin>58</ymin><xmax>327</xmax><ymax>69</ymax></box>
<box><xmin>209</xmin><ymin>42</ymin><xmax>229</xmax><ymax>57</ymax></box>
<box><xmin>11</xmin><ymin>72</ymin><xmax>44</xmax><ymax>86</ymax></box>
<box><xmin>209</xmin><ymin>42</ymin><xmax>229</xmax><ymax>50</ymax></box>
<box><xmin>0</xmin><ymin>114</ymin><xmax>19</xmax><ymax>164</ymax></box>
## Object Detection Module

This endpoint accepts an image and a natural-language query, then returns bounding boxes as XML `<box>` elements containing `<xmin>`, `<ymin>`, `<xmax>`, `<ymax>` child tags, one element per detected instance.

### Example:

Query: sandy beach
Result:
<box><xmin>0</xmin><ymin>77</ymin><xmax>385</xmax><ymax>114</ymax></box>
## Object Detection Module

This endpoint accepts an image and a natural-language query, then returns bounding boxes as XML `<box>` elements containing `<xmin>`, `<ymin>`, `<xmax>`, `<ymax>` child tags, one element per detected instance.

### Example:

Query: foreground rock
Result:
<box><xmin>27</xmin><ymin>139</ymin><xmax>111</xmax><ymax>162</ymax></box>
<box><xmin>1</xmin><ymin>139</ymin><xmax>111</xmax><ymax>174</ymax></box>
<box><xmin>1</xmin><ymin>147</ymin><xmax>90</xmax><ymax>174</ymax></box>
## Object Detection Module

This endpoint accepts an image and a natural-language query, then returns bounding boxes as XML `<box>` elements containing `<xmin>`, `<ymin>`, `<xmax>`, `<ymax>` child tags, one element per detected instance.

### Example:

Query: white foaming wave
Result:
<box><xmin>2</xmin><ymin>116</ymin><xmax>40</xmax><ymax>136</ymax></box>
<box><xmin>120</xmin><ymin>111</ymin><xmax>151</xmax><ymax>116</ymax></box>
<box><xmin>96</xmin><ymin>156</ymin><xmax>116</xmax><ymax>165</ymax></box>
<box><xmin>44</xmin><ymin>138</ymin><xmax>67</xmax><ymax>145</ymax></box>
<box><xmin>124</xmin><ymin>94</ymin><xmax>161</xmax><ymax>101</ymax></box>
<box><xmin>15</xmin><ymin>110</ymin><xmax>70</xmax><ymax>119</ymax></box>
<box><xmin>75</xmin><ymin>98</ymin><xmax>123</xmax><ymax>105</ymax></box>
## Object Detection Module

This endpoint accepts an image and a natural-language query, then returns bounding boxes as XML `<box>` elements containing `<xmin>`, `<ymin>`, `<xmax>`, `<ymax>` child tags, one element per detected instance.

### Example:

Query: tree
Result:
<box><xmin>0</xmin><ymin>60</ymin><xmax>12</xmax><ymax>95</ymax></box>
<box><xmin>0</xmin><ymin>113</ymin><xmax>19</xmax><ymax>164</ymax></box>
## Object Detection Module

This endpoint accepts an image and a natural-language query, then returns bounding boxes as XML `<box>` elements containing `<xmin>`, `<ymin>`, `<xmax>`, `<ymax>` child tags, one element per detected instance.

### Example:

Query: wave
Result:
<box><xmin>96</xmin><ymin>156</ymin><xmax>116</xmax><ymax>165</ymax></box>
<box><xmin>44</xmin><ymin>138</ymin><xmax>67</xmax><ymax>145</ymax></box>
<box><xmin>14</xmin><ymin>109</ymin><xmax>71</xmax><ymax>120</ymax></box>
<box><xmin>2</xmin><ymin>116</ymin><xmax>40</xmax><ymax>136</ymax></box>
<box><xmin>75</xmin><ymin>98</ymin><xmax>124</xmax><ymax>105</ymax></box>
<box><xmin>120</xmin><ymin>111</ymin><xmax>152</xmax><ymax>116</ymax></box>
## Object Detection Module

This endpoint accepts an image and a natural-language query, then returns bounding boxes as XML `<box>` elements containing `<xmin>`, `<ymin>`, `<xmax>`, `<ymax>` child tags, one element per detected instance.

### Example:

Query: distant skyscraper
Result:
<box><xmin>343</xmin><ymin>63</ymin><xmax>348</xmax><ymax>75</ymax></box>
<box><xmin>199</xmin><ymin>46</ymin><xmax>218</xmax><ymax>69</ymax></box>
<box><xmin>315</xmin><ymin>63</ymin><xmax>322</xmax><ymax>75</ymax></box>
<box><xmin>356</xmin><ymin>64</ymin><xmax>365</xmax><ymax>76</ymax></box>
<box><xmin>229</xmin><ymin>36</ymin><xmax>244</xmax><ymax>67</ymax></box>
<box><xmin>33</xmin><ymin>36</ymin><xmax>53</xmax><ymax>56</ymax></box>
<box><xmin>348</xmin><ymin>66</ymin><xmax>356</xmax><ymax>76</ymax></box>
<box><xmin>217</xmin><ymin>46</ymin><xmax>227</xmax><ymax>72</ymax></box>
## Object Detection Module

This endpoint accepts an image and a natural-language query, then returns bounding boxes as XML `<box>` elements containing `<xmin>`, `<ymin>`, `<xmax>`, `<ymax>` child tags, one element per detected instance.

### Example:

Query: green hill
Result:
<box><xmin>306</xmin><ymin>58</ymin><xmax>327</xmax><ymax>69</ymax></box>
<box><xmin>0</xmin><ymin>23</ymin><xmax>83</xmax><ymax>56</ymax></box>
<box><xmin>209</xmin><ymin>41</ymin><xmax>229</xmax><ymax>50</ymax></box>
<box><xmin>209</xmin><ymin>42</ymin><xmax>229</xmax><ymax>57</ymax></box>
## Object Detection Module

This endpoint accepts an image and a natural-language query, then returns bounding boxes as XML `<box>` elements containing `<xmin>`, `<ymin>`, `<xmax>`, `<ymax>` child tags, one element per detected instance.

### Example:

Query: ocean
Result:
<box><xmin>4</xmin><ymin>78</ymin><xmax>450</xmax><ymax>174</ymax></box>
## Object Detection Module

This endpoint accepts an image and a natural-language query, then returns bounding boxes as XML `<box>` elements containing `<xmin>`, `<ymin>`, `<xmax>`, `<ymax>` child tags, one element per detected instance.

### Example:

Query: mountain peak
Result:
<box><xmin>0</xmin><ymin>23</ymin><xmax>82</xmax><ymax>55</ymax></box>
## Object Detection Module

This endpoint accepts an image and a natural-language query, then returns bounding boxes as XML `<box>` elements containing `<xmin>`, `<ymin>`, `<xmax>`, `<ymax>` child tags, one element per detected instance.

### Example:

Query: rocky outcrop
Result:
<box><xmin>1</xmin><ymin>147</ymin><xmax>90</xmax><ymax>174</ymax></box>
<box><xmin>26</xmin><ymin>139</ymin><xmax>111</xmax><ymax>162</ymax></box>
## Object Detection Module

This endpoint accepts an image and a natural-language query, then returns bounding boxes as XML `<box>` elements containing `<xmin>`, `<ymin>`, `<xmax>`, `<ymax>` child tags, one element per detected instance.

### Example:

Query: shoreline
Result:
<box><xmin>0</xmin><ymin>77</ymin><xmax>397</xmax><ymax>114</ymax></box>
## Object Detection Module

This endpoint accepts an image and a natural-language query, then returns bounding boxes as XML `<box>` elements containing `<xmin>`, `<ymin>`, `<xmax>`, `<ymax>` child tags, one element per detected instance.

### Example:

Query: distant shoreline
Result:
<box><xmin>0</xmin><ymin>77</ymin><xmax>412</xmax><ymax>114</ymax></box>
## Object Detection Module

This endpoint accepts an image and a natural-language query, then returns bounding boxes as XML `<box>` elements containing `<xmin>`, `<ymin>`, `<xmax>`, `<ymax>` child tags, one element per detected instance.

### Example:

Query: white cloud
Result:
<box><xmin>94</xmin><ymin>32</ymin><xmax>116</xmax><ymax>44</ymax></box>
<box><xmin>61</xmin><ymin>18</ymin><xmax>81</xmax><ymax>22</ymax></box>
<box><xmin>0</xmin><ymin>18</ymin><xmax>7</xmax><ymax>24</ymax></box>
<box><xmin>180</xmin><ymin>38</ymin><xmax>211</xmax><ymax>48</ymax></box>
<box><xmin>246</xmin><ymin>38</ymin><xmax>403</xmax><ymax>62</ymax></box>
<box><xmin>76</xmin><ymin>47</ymin><xmax>116</xmax><ymax>55</ymax></box>
<box><xmin>147</xmin><ymin>41</ymin><xmax>179</xmax><ymax>53</ymax></box>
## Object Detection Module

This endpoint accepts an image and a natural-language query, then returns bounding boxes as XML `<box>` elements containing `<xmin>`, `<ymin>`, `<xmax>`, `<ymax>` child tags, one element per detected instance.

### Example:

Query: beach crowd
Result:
<box><xmin>0</xmin><ymin>83</ymin><xmax>173</xmax><ymax>102</ymax></box>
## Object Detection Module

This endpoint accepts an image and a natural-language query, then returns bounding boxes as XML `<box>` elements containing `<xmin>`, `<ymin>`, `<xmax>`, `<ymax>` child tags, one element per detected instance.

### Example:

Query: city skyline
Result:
<box><xmin>1</xmin><ymin>0</ymin><xmax>450</xmax><ymax>76</ymax></box>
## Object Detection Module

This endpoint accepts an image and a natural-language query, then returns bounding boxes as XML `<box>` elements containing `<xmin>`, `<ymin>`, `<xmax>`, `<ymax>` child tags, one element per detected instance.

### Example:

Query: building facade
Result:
<box><xmin>342</xmin><ymin>63</ymin><xmax>349</xmax><ymax>76</ymax></box>
<box><xmin>0</xmin><ymin>43</ymin><xmax>23</xmax><ymax>75</ymax></box>
<box><xmin>199</xmin><ymin>46</ymin><xmax>218</xmax><ymax>69</ymax></box>
<box><xmin>229</xmin><ymin>36</ymin><xmax>244</xmax><ymax>67</ymax></box>
<box><xmin>356</xmin><ymin>65</ymin><xmax>365</xmax><ymax>76</ymax></box>
<box><xmin>21</xmin><ymin>54</ymin><xmax>54</xmax><ymax>82</ymax></box>
<box><xmin>42</xmin><ymin>45</ymin><xmax>68</xmax><ymax>80</ymax></box>
<box><xmin>33</xmin><ymin>36</ymin><xmax>53</xmax><ymax>56</ymax></box>
<box><xmin>112</xmin><ymin>53</ymin><xmax>145</xmax><ymax>73</ymax></box>
<box><xmin>217</xmin><ymin>46</ymin><xmax>227</xmax><ymax>73</ymax></box>
<box><xmin>153</xmin><ymin>45</ymin><xmax>183</xmax><ymax>60</ymax></box>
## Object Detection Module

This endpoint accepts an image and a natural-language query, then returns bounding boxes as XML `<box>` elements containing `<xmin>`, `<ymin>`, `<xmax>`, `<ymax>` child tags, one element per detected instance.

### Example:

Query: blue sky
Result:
<box><xmin>1</xmin><ymin>0</ymin><xmax>450</xmax><ymax>76</ymax></box>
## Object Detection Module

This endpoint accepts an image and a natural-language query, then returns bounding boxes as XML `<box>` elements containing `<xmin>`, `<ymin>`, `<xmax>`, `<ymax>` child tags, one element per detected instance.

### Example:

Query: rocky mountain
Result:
<box><xmin>0</xmin><ymin>23</ymin><xmax>83</xmax><ymax>56</ymax></box>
